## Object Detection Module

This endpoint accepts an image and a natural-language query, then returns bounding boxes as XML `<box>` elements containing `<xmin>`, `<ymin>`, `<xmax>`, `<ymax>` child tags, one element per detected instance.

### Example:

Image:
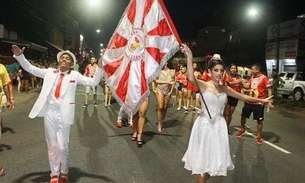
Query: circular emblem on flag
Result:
<box><xmin>126</xmin><ymin>28</ymin><xmax>145</xmax><ymax>60</ymax></box>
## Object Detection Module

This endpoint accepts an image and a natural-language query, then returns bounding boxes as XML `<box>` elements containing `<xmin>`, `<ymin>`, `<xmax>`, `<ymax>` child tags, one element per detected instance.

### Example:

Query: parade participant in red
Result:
<box><xmin>12</xmin><ymin>45</ymin><xmax>104</xmax><ymax>183</ymax></box>
<box><xmin>186</xmin><ymin>62</ymin><xmax>201</xmax><ymax>114</ymax></box>
<box><xmin>224</xmin><ymin>63</ymin><xmax>243</xmax><ymax>134</ymax></box>
<box><xmin>175</xmin><ymin>66</ymin><xmax>188</xmax><ymax>112</ymax></box>
<box><xmin>83</xmin><ymin>56</ymin><xmax>98</xmax><ymax>107</ymax></box>
<box><xmin>236</xmin><ymin>63</ymin><xmax>273</xmax><ymax>144</ymax></box>
<box><xmin>172</xmin><ymin>63</ymin><xmax>182</xmax><ymax>106</ymax></box>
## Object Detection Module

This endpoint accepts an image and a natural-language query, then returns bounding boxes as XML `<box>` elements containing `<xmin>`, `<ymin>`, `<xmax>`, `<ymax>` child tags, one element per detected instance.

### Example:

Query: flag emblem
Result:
<box><xmin>126</xmin><ymin>28</ymin><xmax>145</xmax><ymax>60</ymax></box>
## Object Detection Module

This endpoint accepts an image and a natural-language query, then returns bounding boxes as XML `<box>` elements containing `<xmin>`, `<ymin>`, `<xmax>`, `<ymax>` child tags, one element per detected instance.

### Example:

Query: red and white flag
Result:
<box><xmin>102</xmin><ymin>0</ymin><xmax>181</xmax><ymax>116</ymax></box>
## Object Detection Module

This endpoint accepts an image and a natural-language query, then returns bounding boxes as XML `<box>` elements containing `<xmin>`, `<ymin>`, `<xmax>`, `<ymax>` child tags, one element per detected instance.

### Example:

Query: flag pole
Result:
<box><xmin>194</xmin><ymin>78</ymin><xmax>212</xmax><ymax>119</ymax></box>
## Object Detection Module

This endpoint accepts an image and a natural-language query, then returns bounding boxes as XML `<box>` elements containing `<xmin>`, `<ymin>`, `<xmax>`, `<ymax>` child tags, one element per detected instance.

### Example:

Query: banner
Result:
<box><xmin>102</xmin><ymin>0</ymin><xmax>181</xmax><ymax>116</ymax></box>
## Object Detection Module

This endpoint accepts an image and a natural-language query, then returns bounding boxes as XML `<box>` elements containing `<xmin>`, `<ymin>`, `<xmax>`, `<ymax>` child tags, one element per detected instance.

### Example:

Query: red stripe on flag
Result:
<box><xmin>108</xmin><ymin>33</ymin><xmax>128</xmax><ymax>49</ymax></box>
<box><xmin>146</xmin><ymin>47</ymin><xmax>166</xmax><ymax>64</ymax></box>
<box><xmin>141</xmin><ymin>0</ymin><xmax>154</xmax><ymax>27</ymax></box>
<box><xmin>147</xmin><ymin>18</ymin><xmax>172</xmax><ymax>36</ymax></box>
<box><xmin>116</xmin><ymin>60</ymin><xmax>131</xmax><ymax>102</ymax></box>
<box><xmin>158</xmin><ymin>0</ymin><xmax>181</xmax><ymax>44</ymax></box>
<box><xmin>127</xmin><ymin>0</ymin><xmax>136</xmax><ymax>26</ymax></box>
<box><xmin>103</xmin><ymin>56</ymin><xmax>124</xmax><ymax>77</ymax></box>
<box><xmin>140</xmin><ymin>60</ymin><xmax>148</xmax><ymax>95</ymax></box>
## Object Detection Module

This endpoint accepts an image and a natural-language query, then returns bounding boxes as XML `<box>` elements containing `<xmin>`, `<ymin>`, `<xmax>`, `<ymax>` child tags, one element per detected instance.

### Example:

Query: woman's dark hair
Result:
<box><xmin>206</xmin><ymin>59</ymin><xmax>225</xmax><ymax>71</ymax></box>
<box><xmin>227</xmin><ymin>63</ymin><xmax>240</xmax><ymax>78</ymax></box>
<box><xmin>252</xmin><ymin>63</ymin><xmax>262</xmax><ymax>71</ymax></box>
<box><xmin>167</xmin><ymin>60</ymin><xmax>174</xmax><ymax>70</ymax></box>
<box><xmin>228</xmin><ymin>63</ymin><xmax>237</xmax><ymax>71</ymax></box>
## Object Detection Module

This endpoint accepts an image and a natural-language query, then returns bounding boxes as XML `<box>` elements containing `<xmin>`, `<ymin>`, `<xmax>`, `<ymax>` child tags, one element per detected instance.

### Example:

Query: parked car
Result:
<box><xmin>277</xmin><ymin>72</ymin><xmax>305</xmax><ymax>101</ymax></box>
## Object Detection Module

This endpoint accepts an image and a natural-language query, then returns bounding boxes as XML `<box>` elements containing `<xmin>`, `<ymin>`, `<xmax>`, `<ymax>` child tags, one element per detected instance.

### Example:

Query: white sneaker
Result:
<box><xmin>177</xmin><ymin>107</ymin><xmax>181</xmax><ymax>111</ymax></box>
<box><xmin>183</xmin><ymin>106</ymin><xmax>187</xmax><ymax>110</ymax></box>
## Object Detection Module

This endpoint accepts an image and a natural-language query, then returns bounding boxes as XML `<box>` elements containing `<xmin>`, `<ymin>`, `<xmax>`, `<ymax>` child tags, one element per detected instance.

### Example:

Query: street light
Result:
<box><xmin>96</xmin><ymin>29</ymin><xmax>101</xmax><ymax>33</ymax></box>
<box><xmin>248</xmin><ymin>7</ymin><xmax>258</xmax><ymax>18</ymax></box>
<box><xmin>88</xmin><ymin>0</ymin><xmax>101</xmax><ymax>7</ymax></box>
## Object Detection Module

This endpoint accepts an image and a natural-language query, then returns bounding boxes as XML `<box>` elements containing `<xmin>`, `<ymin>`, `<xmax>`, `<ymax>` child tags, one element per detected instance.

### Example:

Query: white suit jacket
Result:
<box><xmin>14</xmin><ymin>54</ymin><xmax>103</xmax><ymax>125</ymax></box>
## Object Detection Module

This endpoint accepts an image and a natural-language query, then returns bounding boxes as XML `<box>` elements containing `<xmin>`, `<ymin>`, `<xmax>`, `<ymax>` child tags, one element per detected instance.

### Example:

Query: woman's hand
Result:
<box><xmin>98</xmin><ymin>58</ymin><xmax>104</xmax><ymax>68</ymax></box>
<box><xmin>6</xmin><ymin>101</ymin><xmax>13</xmax><ymax>110</ymax></box>
<box><xmin>262</xmin><ymin>96</ymin><xmax>274</xmax><ymax>109</ymax></box>
<box><xmin>168</xmin><ymin>80</ymin><xmax>175</xmax><ymax>85</ymax></box>
<box><xmin>165</xmin><ymin>92</ymin><xmax>172</xmax><ymax>100</ymax></box>
<box><xmin>180</xmin><ymin>44</ymin><xmax>193</xmax><ymax>58</ymax></box>
<box><xmin>153</xmin><ymin>88</ymin><xmax>158</xmax><ymax>94</ymax></box>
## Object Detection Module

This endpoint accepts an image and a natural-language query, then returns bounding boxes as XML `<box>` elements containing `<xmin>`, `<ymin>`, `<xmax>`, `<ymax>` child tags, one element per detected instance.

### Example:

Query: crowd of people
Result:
<box><xmin>1</xmin><ymin>44</ymin><xmax>274</xmax><ymax>183</ymax></box>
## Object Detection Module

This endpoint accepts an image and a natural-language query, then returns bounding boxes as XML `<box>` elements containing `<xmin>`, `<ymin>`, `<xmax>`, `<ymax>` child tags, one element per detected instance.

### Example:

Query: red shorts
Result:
<box><xmin>187</xmin><ymin>82</ymin><xmax>199</xmax><ymax>92</ymax></box>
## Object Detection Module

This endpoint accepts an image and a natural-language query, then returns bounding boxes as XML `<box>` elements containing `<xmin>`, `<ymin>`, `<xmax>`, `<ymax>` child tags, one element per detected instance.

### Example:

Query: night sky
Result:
<box><xmin>1</xmin><ymin>0</ymin><xmax>305</xmax><ymax>54</ymax></box>
<box><xmin>80</xmin><ymin>0</ymin><xmax>305</xmax><ymax>50</ymax></box>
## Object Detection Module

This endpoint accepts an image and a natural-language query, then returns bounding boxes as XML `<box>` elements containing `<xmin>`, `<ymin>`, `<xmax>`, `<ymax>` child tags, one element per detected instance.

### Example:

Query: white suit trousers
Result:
<box><xmin>44</xmin><ymin>104</ymin><xmax>71</xmax><ymax>176</ymax></box>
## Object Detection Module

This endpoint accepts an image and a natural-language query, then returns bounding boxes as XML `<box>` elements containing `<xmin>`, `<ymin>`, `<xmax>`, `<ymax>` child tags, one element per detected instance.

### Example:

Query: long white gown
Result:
<box><xmin>182</xmin><ymin>89</ymin><xmax>234</xmax><ymax>176</ymax></box>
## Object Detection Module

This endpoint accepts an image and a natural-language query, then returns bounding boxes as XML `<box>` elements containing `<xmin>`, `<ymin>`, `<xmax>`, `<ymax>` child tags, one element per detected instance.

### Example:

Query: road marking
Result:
<box><xmin>234</xmin><ymin>127</ymin><xmax>292</xmax><ymax>154</ymax></box>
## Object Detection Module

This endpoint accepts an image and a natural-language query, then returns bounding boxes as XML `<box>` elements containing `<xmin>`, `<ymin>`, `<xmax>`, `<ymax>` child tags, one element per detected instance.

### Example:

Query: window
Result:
<box><xmin>286</xmin><ymin>73</ymin><xmax>294</xmax><ymax>80</ymax></box>
<box><xmin>296</xmin><ymin>74</ymin><xmax>303</xmax><ymax>80</ymax></box>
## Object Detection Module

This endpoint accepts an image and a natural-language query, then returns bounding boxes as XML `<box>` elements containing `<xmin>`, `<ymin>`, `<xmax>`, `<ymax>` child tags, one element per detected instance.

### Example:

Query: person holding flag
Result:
<box><xmin>101</xmin><ymin>0</ymin><xmax>182</xmax><ymax>146</ymax></box>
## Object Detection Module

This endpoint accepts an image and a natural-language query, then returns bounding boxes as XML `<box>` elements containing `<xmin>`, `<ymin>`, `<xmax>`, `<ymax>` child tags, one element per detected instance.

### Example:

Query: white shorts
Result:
<box><xmin>85</xmin><ymin>86</ymin><xmax>97</xmax><ymax>94</ymax></box>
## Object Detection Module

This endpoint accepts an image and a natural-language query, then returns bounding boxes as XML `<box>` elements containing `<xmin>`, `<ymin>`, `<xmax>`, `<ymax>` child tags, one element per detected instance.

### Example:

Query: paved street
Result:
<box><xmin>1</xmin><ymin>85</ymin><xmax>305</xmax><ymax>183</ymax></box>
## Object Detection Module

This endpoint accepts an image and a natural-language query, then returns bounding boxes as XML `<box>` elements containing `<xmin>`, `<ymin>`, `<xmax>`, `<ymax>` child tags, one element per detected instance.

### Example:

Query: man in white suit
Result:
<box><xmin>12</xmin><ymin>45</ymin><xmax>104</xmax><ymax>183</ymax></box>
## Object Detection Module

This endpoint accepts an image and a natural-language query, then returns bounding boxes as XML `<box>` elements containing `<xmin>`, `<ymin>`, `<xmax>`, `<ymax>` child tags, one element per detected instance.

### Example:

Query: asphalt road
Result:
<box><xmin>1</xmin><ymin>86</ymin><xmax>305</xmax><ymax>183</ymax></box>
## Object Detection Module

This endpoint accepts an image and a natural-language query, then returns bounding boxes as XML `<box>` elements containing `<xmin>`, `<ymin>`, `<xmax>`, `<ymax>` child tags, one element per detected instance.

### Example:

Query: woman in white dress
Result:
<box><xmin>181</xmin><ymin>44</ymin><xmax>273</xmax><ymax>183</ymax></box>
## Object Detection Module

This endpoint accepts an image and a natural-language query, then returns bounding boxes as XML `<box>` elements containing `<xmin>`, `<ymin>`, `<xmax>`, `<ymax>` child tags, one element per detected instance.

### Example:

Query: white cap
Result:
<box><xmin>57</xmin><ymin>50</ymin><xmax>76</xmax><ymax>67</ymax></box>
<box><xmin>212</xmin><ymin>54</ymin><xmax>222</xmax><ymax>60</ymax></box>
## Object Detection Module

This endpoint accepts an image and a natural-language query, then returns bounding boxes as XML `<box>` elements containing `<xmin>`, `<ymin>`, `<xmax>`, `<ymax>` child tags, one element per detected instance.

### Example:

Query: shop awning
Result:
<box><xmin>0</xmin><ymin>38</ymin><xmax>48</xmax><ymax>53</ymax></box>
<box><xmin>45</xmin><ymin>41</ymin><xmax>63</xmax><ymax>51</ymax></box>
